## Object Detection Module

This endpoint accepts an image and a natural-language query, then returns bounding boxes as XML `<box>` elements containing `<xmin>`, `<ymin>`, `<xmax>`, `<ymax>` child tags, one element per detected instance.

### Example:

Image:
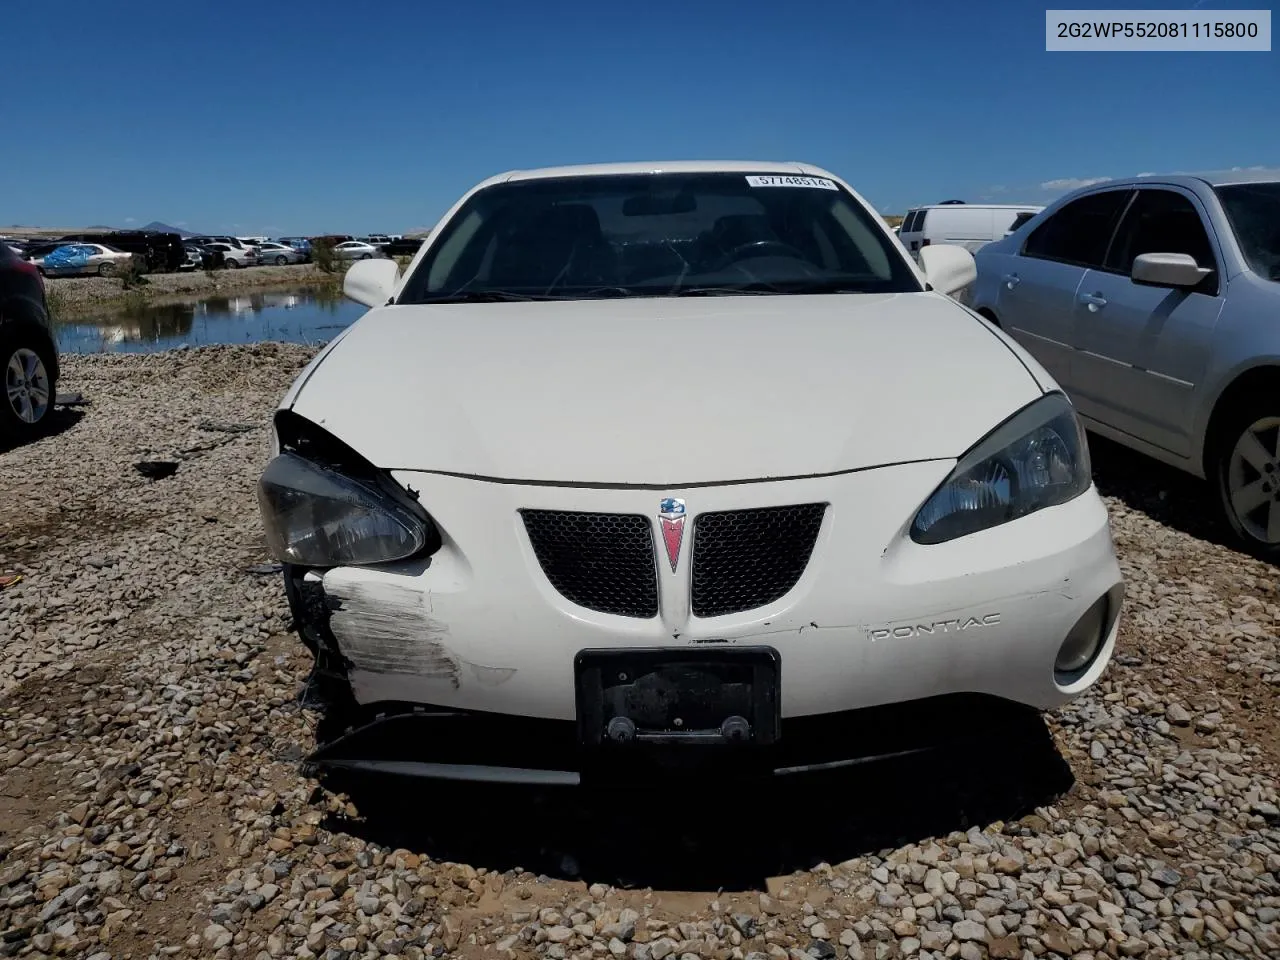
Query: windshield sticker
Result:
<box><xmin>746</xmin><ymin>175</ymin><xmax>838</xmax><ymax>190</ymax></box>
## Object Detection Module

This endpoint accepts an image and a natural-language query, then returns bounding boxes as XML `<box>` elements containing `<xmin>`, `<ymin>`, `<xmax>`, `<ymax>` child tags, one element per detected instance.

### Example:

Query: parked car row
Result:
<box><xmin>1</xmin><ymin>230</ymin><xmax>429</xmax><ymax>277</ymax></box>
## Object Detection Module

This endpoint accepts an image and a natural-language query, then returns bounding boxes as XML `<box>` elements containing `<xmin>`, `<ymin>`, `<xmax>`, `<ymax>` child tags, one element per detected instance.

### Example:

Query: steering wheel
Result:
<box><xmin>710</xmin><ymin>239</ymin><xmax>808</xmax><ymax>271</ymax></box>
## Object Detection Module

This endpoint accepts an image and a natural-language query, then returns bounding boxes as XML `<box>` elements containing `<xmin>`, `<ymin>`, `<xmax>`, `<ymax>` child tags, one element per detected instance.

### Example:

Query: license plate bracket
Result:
<box><xmin>575</xmin><ymin>646</ymin><xmax>781</xmax><ymax>748</ymax></box>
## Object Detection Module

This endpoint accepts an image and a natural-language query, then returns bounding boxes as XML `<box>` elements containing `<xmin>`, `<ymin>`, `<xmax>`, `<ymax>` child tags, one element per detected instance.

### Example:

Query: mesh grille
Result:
<box><xmin>691</xmin><ymin>504</ymin><xmax>826</xmax><ymax>617</ymax></box>
<box><xmin>521</xmin><ymin>510</ymin><xmax>658</xmax><ymax>618</ymax></box>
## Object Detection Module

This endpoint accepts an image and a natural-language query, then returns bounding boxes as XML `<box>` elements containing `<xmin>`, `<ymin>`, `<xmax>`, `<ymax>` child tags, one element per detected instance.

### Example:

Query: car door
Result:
<box><xmin>1069</xmin><ymin>186</ymin><xmax>1227</xmax><ymax>457</ymax></box>
<box><xmin>992</xmin><ymin>189</ymin><xmax>1132</xmax><ymax>389</ymax></box>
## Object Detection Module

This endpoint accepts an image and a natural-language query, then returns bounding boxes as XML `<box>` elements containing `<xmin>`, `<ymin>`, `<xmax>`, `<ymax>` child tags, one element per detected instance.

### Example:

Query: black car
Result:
<box><xmin>0</xmin><ymin>241</ymin><xmax>58</xmax><ymax>441</ymax></box>
<box><xmin>184</xmin><ymin>243</ymin><xmax>225</xmax><ymax>270</ymax></box>
<box><xmin>383</xmin><ymin>236</ymin><xmax>425</xmax><ymax>257</ymax></box>
<box><xmin>58</xmin><ymin>230</ymin><xmax>186</xmax><ymax>273</ymax></box>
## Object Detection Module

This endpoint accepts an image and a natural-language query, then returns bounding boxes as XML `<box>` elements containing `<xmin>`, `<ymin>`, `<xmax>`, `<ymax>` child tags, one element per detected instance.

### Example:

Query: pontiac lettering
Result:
<box><xmin>869</xmin><ymin>613</ymin><xmax>1001</xmax><ymax>642</ymax></box>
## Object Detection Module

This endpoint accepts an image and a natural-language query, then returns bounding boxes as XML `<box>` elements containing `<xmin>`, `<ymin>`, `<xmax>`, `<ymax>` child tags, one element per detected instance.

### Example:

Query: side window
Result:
<box><xmin>1022</xmin><ymin>190</ymin><xmax>1131</xmax><ymax>268</ymax></box>
<box><xmin>1104</xmin><ymin>189</ymin><xmax>1217</xmax><ymax>291</ymax></box>
<box><xmin>902</xmin><ymin>210</ymin><xmax>918</xmax><ymax>232</ymax></box>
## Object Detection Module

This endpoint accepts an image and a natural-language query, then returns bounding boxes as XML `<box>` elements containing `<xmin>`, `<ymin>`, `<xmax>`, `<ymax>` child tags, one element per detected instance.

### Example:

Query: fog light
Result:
<box><xmin>1055</xmin><ymin>594</ymin><xmax>1110</xmax><ymax>683</ymax></box>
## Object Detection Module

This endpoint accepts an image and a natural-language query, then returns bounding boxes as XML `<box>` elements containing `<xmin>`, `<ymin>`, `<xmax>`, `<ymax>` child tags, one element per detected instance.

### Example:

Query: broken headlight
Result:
<box><xmin>257</xmin><ymin>452</ymin><xmax>432</xmax><ymax>566</ymax></box>
<box><xmin>910</xmin><ymin>392</ymin><xmax>1091</xmax><ymax>545</ymax></box>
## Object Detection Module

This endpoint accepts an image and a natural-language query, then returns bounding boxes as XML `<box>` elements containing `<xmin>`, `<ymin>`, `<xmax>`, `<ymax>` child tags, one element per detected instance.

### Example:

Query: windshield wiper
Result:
<box><xmin>671</xmin><ymin>282</ymin><xmax>784</xmax><ymax>297</ymax></box>
<box><xmin>673</xmin><ymin>279</ymin><xmax>876</xmax><ymax>297</ymax></box>
<box><xmin>419</xmin><ymin>290</ymin><xmax>556</xmax><ymax>304</ymax></box>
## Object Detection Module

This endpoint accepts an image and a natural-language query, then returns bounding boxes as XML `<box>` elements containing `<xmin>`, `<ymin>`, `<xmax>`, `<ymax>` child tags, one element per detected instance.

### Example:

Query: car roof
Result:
<box><xmin>483</xmin><ymin>160</ymin><xmax>836</xmax><ymax>186</ymax></box>
<box><xmin>1066</xmin><ymin>171</ymin><xmax>1280</xmax><ymax>192</ymax></box>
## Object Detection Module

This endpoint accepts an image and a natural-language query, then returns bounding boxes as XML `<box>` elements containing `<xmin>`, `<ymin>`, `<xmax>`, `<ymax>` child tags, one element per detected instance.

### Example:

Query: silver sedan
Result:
<box><xmin>256</xmin><ymin>242</ymin><xmax>308</xmax><ymax>265</ymax></box>
<box><xmin>970</xmin><ymin>170</ymin><xmax>1280</xmax><ymax>558</ymax></box>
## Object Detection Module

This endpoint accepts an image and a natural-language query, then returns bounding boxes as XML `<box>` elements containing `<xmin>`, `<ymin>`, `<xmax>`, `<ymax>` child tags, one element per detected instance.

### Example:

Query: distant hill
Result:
<box><xmin>140</xmin><ymin>221</ymin><xmax>196</xmax><ymax>237</ymax></box>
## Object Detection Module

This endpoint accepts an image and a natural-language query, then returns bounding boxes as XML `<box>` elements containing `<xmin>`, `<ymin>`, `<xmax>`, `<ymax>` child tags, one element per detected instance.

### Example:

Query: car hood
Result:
<box><xmin>288</xmin><ymin>293</ymin><xmax>1042</xmax><ymax>485</ymax></box>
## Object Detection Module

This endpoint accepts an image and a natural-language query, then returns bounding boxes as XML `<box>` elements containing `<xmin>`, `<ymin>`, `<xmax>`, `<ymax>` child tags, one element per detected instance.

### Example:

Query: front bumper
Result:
<box><xmin>293</xmin><ymin>461</ymin><xmax>1122</xmax><ymax>721</ymax></box>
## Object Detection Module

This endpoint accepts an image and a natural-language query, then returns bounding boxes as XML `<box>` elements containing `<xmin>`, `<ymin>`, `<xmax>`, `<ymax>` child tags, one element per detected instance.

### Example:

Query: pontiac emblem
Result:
<box><xmin>658</xmin><ymin>497</ymin><xmax>686</xmax><ymax>573</ymax></box>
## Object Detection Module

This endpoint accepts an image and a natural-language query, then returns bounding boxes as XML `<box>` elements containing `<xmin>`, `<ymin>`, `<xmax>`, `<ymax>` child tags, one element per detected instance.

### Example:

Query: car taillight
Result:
<box><xmin>13</xmin><ymin>259</ymin><xmax>43</xmax><ymax>286</ymax></box>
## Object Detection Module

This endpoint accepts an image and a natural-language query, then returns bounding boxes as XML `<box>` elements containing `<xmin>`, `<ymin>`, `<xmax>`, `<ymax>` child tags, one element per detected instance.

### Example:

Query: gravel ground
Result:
<box><xmin>1</xmin><ymin>345</ymin><xmax>1278</xmax><ymax>960</ymax></box>
<box><xmin>45</xmin><ymin>267</ymin><xmax>338</xmax><ymax>319</ymax></box>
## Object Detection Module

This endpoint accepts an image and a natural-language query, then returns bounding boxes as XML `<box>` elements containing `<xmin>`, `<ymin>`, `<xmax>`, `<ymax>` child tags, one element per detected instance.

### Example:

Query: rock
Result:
<box><xmin>204</xmin><ymin>924</ymin><xmax>233</xmax><ymax>949</ymax></box>
<box><xmin>918</xmin><ymin>929</ymin><xmax>951</xmax><ymax>951</ymax></box>
<box><xmin>605</xmin><ymin>919</ymin><xmax>637</xmax><ymax>943</ymax></box>
<box><xmin>987</xmin><ymin>936</ymin><xmax>1019</xmax><ymax>959</ymax></box>
<box><xmin>732</xmin><ymin>915</ymin><xmax>760</xmax><ymax>939</ymax></box>
<box><xmin>651</xmin><ymin>938</ymin><xmax>678</xmax><ymax>960</ymax></box>
<box><xmin>809</xmin><ymin>924</ymin><xmax>829</xmax><ymax>941</ymax></box>
<box><xmin>1165</xmin><ymin>703</ymin><xmax>1191</xmax><ymax>726</ymax></box>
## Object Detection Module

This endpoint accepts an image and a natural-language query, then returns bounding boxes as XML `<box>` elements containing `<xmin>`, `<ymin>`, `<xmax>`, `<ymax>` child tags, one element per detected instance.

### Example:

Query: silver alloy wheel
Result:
<box><xmin>6</xmin><ymin>347</ymin><xmax>51</xmax><ymax>424</ymax></box>
<box><xmin>1227</xmin><ymin>416</ymin><xmax>1280</xmax><ymax>543</ymax></box>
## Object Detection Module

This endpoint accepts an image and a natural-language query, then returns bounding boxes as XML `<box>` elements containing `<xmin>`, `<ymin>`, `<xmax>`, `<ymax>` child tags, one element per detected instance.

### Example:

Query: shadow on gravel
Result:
<box><xmin>315</xmin><ymin>715</ymin><xmax>1073</xmax><ymax>892</ymax></box>
<box><xmin>1086</xmin><ymin>431</ymin><xmax>1238</xmax><ymax>550</ymax></box>
<box><xmin>0</xmin><ymin>407</ymin><xmax>85</xmax><ymax>455</ymax></box>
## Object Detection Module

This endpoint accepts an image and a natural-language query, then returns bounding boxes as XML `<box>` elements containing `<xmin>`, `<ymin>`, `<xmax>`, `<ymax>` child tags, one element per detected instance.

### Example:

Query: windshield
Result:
<box><xmin>396</xmin><ymin>172</ymin><xmax>921</xmax><ymax>304</ymax></box>
<box><xmin>1214</xmin><ymin>182</ymin><xmax>1280</xmax><ymax>280</ymax></box>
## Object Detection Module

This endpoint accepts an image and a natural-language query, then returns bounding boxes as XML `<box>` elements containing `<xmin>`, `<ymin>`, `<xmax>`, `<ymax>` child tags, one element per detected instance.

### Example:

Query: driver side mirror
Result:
<box><xmin>1131</xmin><ymin>252</ymin><xmax>1212</xmax><ymax>288</ymax></box>
<box><xmin>918</xmin><ymin>244</ymin><xmax>977</xmax><ymax>297</ymax></box>
<box><xmin>343</xmin><ymin>258</ymin><xmax>401</xmax><ymax>308</ymax></box>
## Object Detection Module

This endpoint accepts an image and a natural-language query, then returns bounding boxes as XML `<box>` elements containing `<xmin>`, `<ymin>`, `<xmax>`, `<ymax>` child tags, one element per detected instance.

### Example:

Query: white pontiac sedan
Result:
<box><xmin>257</xmin><ymin>161</ymin><xmax>1124</xmax><ymax>784</ymax></box>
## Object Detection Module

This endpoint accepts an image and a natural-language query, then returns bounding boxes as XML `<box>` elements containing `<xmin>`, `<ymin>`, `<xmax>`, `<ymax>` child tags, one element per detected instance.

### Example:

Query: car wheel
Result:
<box><xmin>98</xmin><ymin>262</ymin><xmax>115</xmax><ymax>277</ymax></box>
<box><xmin>1</xmin><ymin>330</ymin><xmax>56</xmax><ymax>442</ymax></box>
<box><xmin>226</xmin><ymin>259</ymin><xmax>240</xmax><ymax>269</ymax></box>
<box><xmin>360</xmin><ymin>253</ymin><xmax>372</xmax><ymax>259</ymax></box>
<box><xmin>275</xmin><ymin>255</ymin><xmax>288</xmax><ymax>266</ymax></box>
<box><xmin>1212</xmin><ymin>409</ymin><xmax>1280</xmax><ymax>559</ymax></box>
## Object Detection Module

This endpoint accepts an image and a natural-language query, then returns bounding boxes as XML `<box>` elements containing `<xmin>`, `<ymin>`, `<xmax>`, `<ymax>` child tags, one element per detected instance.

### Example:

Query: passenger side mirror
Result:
<box><xmin>918</xmin><ymin>244</ymin><xmax>977</xmax><ymax>297</ymax></box>
<box><xmin>1131</xmin><ymin>252</ymin><xmax>1212</xmax><ymax>288</ymax></box>
<box><xmin>343</xmin><ymin>258</ymin><xmax>401</xmax><ymax>307</ymax></box>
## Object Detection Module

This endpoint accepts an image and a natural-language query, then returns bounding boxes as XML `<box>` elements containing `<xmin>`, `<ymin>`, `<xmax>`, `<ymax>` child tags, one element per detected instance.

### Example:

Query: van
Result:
<box><xmin>898</xmin><ymin>203</ymin><xmax>1043</xmax><ymax>258</ymax></box>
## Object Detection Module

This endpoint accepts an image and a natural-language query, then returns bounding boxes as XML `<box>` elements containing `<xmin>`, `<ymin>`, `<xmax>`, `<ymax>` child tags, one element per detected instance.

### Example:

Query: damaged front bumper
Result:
<box><xmin>282</xmin><ymin>461</ymin><xmax>1122</xmax><ymax>786</ymax></box>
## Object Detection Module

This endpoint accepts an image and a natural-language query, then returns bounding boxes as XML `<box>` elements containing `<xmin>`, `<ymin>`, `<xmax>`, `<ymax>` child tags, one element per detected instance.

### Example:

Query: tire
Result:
<box><xmin>275</xmin><ymin>255</ymin><xmax>288</xmax><ymax>266</ymax></box>
<box><xmin>360</xmin><ymin>253</ymin><xmax>371</xmax><ymax>260</ymax></box>
<box><xmin>225</xmin><ymin>259</ymin><xmax>240</xmax><ymax>269</ymax></box>
<box><xmin>98</xmin><ymin>262</ymin><xmax>115</xmax><ymax>277</ymax></box>
<box><xmin>1210</xmin><ymin>406</ymin><xmax>1280</xmax><ymax>559</ymax></box>
<box><xmin>1</xmin><ymin>327</ymin><xmax>57</xmax><ymax>443</ymax></box>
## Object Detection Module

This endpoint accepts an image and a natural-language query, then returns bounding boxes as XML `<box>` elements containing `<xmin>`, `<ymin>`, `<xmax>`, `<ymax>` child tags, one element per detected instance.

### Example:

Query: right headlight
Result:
<box><xmin>257</xmin><ymin>451</ymin><xmax>432</xmax><ymax>567</ymax></box>
<box><xmin>910</xmin><ymin>392</ymin><xmax>1091</xmax><ymax>545</ymax></box>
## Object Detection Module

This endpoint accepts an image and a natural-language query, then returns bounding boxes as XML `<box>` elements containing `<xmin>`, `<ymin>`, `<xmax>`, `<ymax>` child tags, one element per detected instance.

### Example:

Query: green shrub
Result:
<box><xmin>311</xmin><ymin>240</ymin><xmax>340</xmax><ymax>274</ymax></box>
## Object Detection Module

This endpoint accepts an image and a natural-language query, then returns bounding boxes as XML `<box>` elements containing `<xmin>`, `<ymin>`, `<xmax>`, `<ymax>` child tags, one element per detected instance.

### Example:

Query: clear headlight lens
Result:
<box><xmin>911</xmin><ymin>392</ymin><xmax>1091</xmax><ymax>545</ymax></box>
<box><xmin>257</xmin><ymin>451</ymin><xmax>430</xmax><ymax>566</ymax></box>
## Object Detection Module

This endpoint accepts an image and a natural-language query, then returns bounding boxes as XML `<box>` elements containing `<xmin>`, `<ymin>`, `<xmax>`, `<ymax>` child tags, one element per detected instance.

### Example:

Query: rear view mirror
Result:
<box><xmin>1131</xmin><ymin>252</ymin><xmax>1212</xmax><ymax>288</ymax></box>
<box><xmin>918</xmin><ymin>243</ymin><xmax>977</xmax><ymax>297</ymax></box>
<box><xmin>343</xmin><ymin>258</ymin><xmax>400</xmax><ymax>308</ymax></box>
<box><xmin>622</xmin><ymin>192</ymin><xmax>697</xmax><ymax>216</ymax></box>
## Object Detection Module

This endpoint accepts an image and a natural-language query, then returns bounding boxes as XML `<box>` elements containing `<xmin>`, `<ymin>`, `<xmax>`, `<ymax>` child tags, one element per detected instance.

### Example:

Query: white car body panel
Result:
<box><xmin>288</xmin><ymin>293</ymin><xmax>1040</xmax><ymax>484</ymax></box>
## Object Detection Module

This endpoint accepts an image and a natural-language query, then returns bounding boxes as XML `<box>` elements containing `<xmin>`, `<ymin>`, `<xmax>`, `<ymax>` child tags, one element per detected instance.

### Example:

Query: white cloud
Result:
<box><xmin>175</xmin><ymin>221</ymin><xmax>188</xmax><ymax>226</ymax></box>
<box><xmin>124</xmin><ymin>217</ymin><xmax>136</xmax><ymax>223</ymax></box>
<box><xmin>1040</xmin><ymin>176</ymin><xmax>1112</xmax><ymax>191</ymax></box>
<box><xmin>988</xmin><ymin>185</ymin><xmax>1008</xmax><ymax>194</ymax></box>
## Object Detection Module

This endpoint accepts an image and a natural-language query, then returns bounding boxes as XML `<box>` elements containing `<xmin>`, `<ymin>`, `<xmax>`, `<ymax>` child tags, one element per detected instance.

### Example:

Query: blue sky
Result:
<box><xmin>3</xmin><ymin>0</ymin><xmax>1275</xmax><ymax>235</ymax></box>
